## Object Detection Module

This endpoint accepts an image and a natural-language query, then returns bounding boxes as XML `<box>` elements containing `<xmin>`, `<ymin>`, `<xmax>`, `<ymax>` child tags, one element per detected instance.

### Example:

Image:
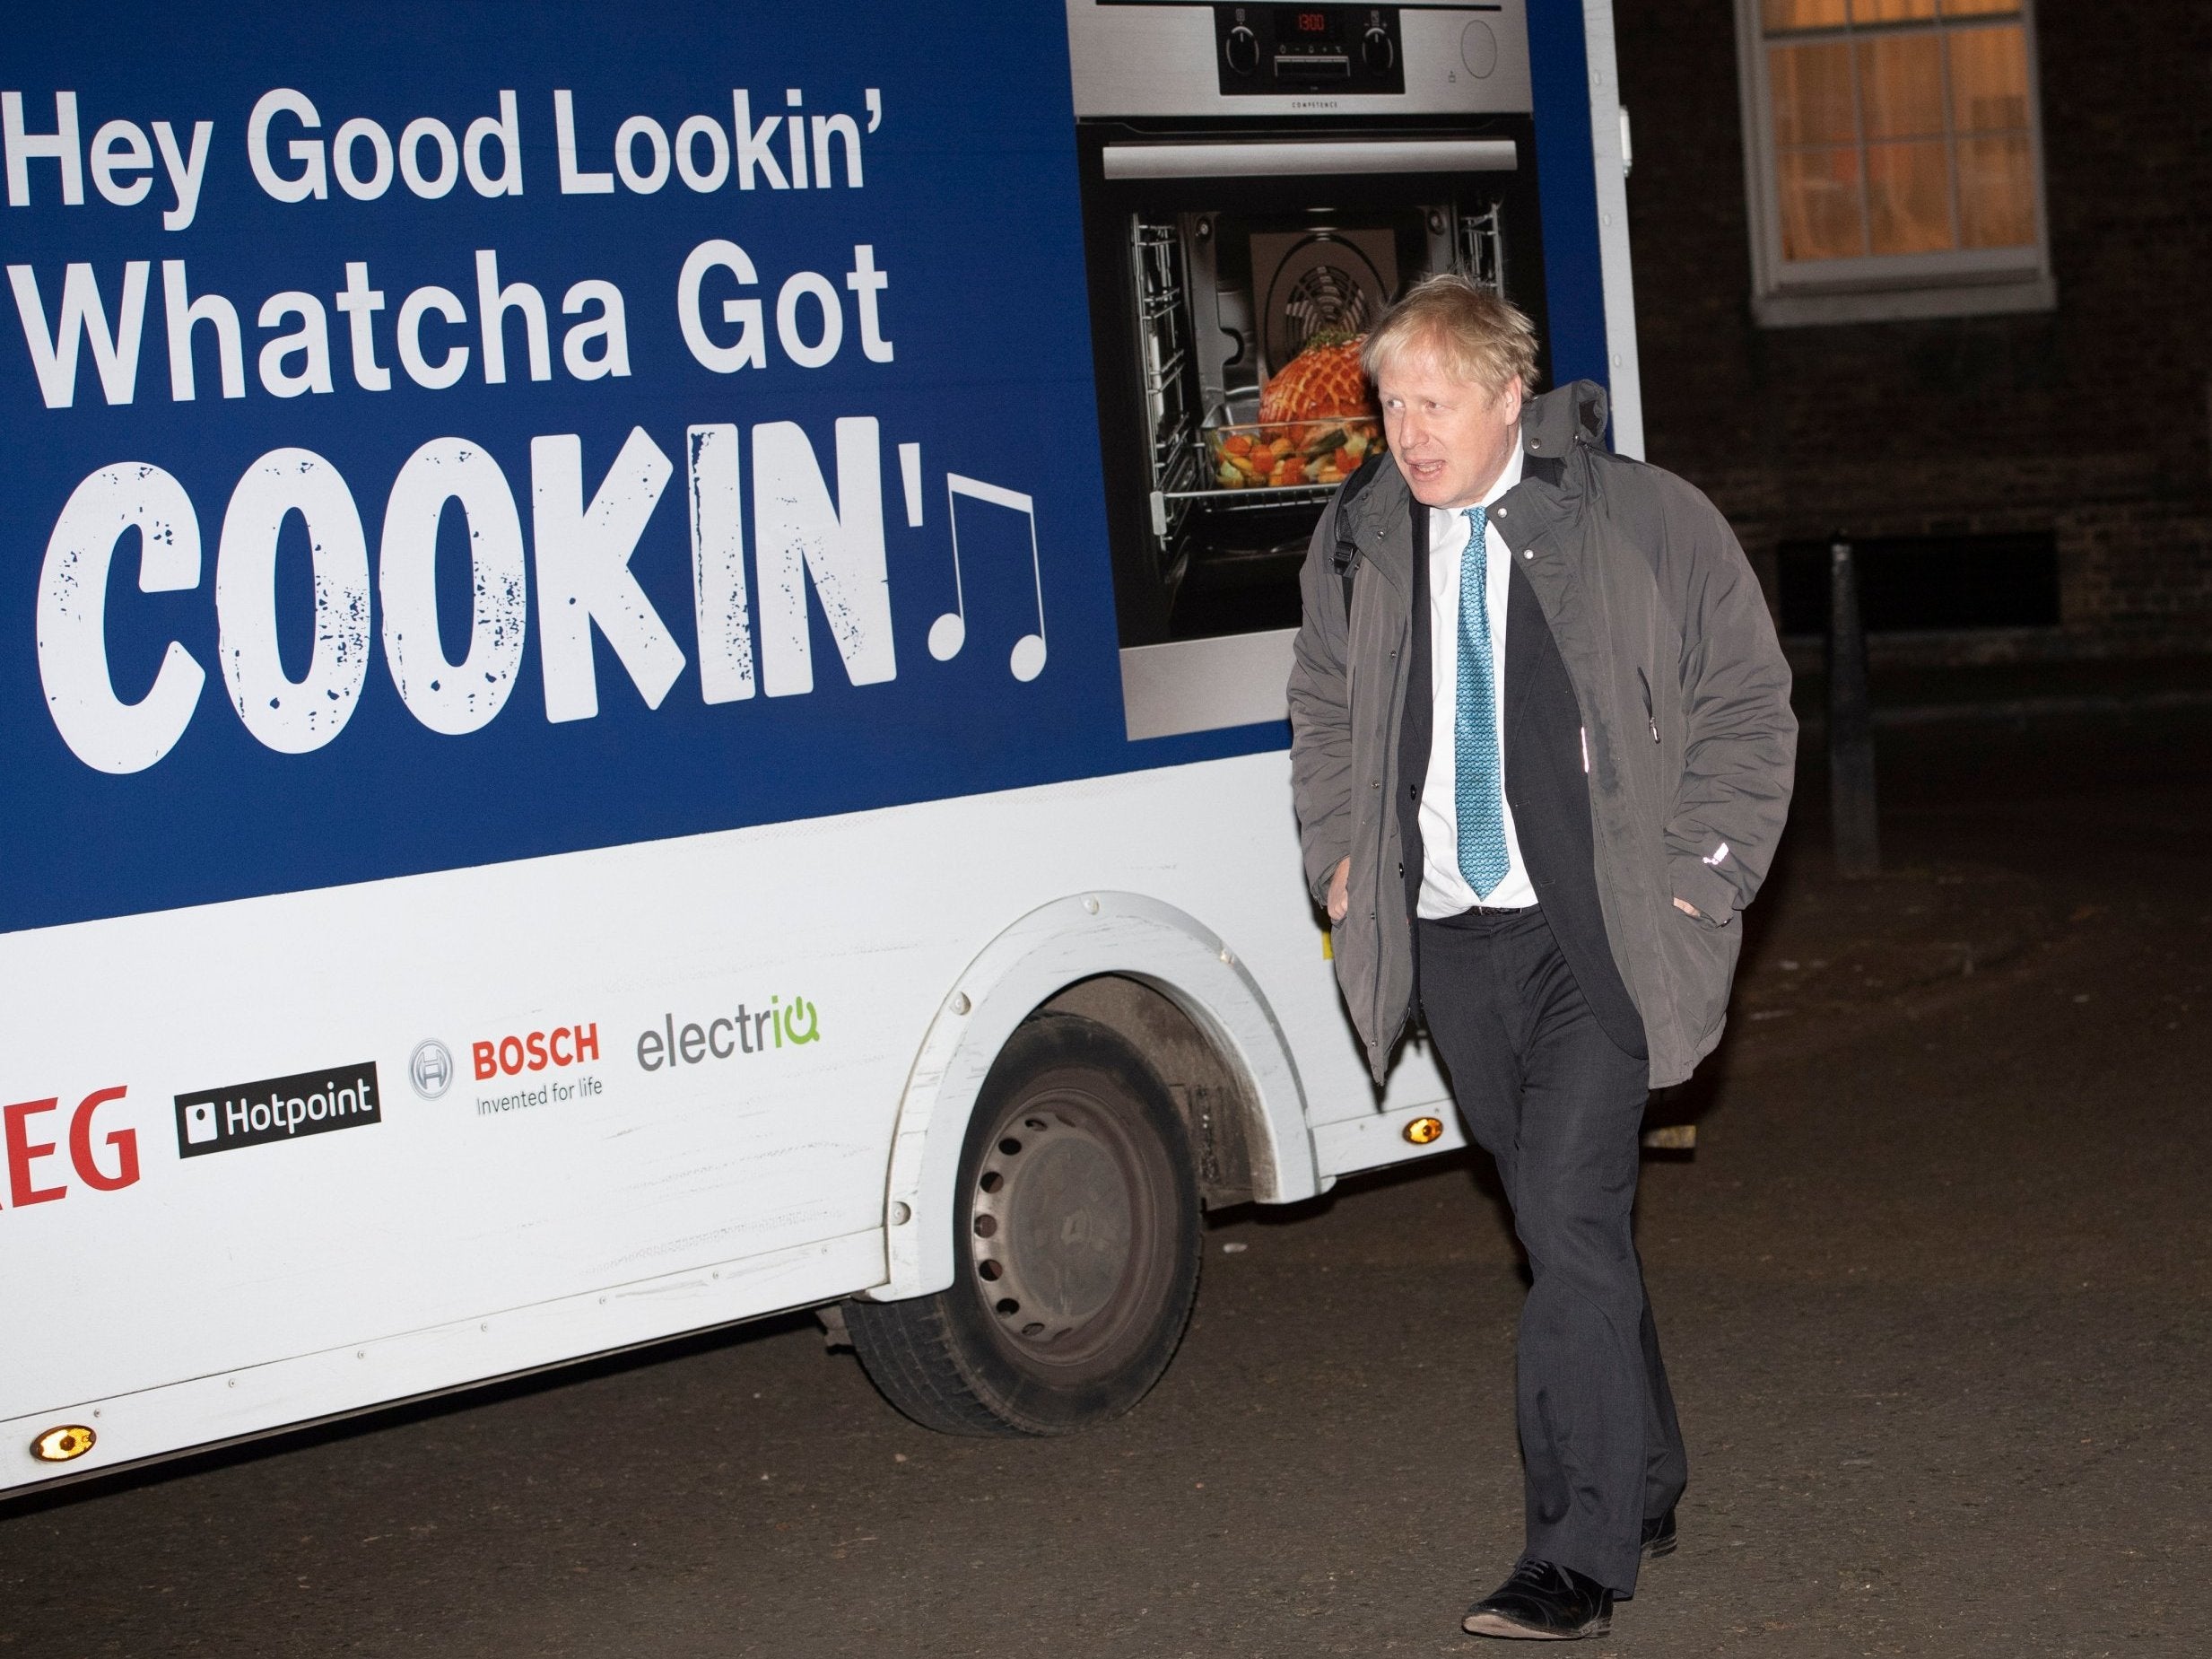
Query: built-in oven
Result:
<box><xmin>1067</xmin><ymin>2</ymin><xmax>1545</xmax><ymax>653</ymax></box>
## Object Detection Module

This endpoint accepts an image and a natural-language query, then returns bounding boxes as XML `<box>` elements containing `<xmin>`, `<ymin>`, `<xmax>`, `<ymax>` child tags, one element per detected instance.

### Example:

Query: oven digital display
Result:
<box><xmin>1214</xmin><ymin>5</ymin><xmax>1403</xmax><ymax>97</ymax></box>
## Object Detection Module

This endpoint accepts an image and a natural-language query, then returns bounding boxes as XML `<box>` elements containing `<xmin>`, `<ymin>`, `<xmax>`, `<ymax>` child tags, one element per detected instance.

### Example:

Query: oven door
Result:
<box><xmin>1076</xmin><ymin>116</ymin><xmax>1548</xmax><ymax>650</ymax></box>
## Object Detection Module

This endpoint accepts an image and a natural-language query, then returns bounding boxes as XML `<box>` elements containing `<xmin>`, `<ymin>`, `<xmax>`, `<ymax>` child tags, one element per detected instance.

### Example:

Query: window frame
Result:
<box><xmin>1732</xmin><ymin>0</ymin><xmax>2056</xmax><ymax>327</ymax></box>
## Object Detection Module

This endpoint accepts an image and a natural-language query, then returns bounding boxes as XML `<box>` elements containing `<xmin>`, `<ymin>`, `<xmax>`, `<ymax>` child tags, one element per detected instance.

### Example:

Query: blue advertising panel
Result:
<box><xmin>2</xmin><ymin>3</ymin><xmax>1614</xmax><ymax>934</ymax></box>
<box><xmin>1</xmin><ymin>3</ymin><xmax>1134</xmax><ymax>930</ymax></box>
<box><xmin>1526</xmin><ymin>3</ymin><xmax>1608</xmax><ymax>399</ymax></box>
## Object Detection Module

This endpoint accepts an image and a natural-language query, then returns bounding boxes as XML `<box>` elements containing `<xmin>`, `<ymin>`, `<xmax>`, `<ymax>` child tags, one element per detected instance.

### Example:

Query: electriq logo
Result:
<box><xmin>2</xmin><ymin>1087</ymin><xmax>139</xmax><ymax>1209</ymax></box>
<box><xmin>173</xmin><ymin>1062</ymin><xmax>381</xmax><ymax>1158</ymax></box>
<box><xmin>635</xmin><ymin>994</ymin><xmax>822</xmax><ymax>1072</ymax></box>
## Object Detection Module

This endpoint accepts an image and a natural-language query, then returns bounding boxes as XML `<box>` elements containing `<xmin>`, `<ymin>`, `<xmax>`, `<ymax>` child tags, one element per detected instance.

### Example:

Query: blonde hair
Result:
<box><xmin>1362</xmin><ymin>274</ymin><xmax>1539</xmax><ymax>399</ymax></box>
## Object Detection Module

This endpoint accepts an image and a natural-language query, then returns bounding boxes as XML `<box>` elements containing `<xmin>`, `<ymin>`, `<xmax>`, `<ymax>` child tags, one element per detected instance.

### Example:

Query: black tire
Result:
<box><xmin>845</xmin><ymin>1013</ymin><xmax>1202</xmax><ymax>1436</ymax></box>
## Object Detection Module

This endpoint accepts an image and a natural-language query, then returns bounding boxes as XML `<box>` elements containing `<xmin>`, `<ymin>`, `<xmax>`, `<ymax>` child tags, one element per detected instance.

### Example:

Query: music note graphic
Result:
<box><xmin>929</xmin><ymin>471</ymin><xmax>1049</xmax><ymax>682</ymax></box>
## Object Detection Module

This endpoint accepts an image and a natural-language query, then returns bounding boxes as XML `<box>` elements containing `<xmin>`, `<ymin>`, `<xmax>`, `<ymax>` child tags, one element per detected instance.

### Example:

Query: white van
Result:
<box><xmin>0</xmin><ymin>0</ymin><xmax>1642</xmax><ymax>1489</ymax></box>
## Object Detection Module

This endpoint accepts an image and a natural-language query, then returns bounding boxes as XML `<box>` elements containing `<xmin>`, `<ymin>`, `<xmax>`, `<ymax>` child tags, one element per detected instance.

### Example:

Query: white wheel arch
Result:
<box><xmin>869</xmin><ymin>890</ymin><xmax>1321</xmax><ymax>1301</ymax></box>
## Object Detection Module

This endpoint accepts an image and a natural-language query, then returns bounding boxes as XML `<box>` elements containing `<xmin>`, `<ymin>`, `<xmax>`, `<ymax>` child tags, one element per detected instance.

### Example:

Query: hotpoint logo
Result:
<box><xmin>173</xmin><ymin>1063</ymin><xmax>382</xmax><ymax>1158</ymax></box>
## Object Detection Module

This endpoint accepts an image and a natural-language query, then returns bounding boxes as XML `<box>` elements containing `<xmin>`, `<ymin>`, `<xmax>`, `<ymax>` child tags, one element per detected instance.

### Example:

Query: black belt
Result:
<box><xmin>1424</xmin><ymin>901</ymin><xmax>1542</xmax><ymax>929</ymax></box>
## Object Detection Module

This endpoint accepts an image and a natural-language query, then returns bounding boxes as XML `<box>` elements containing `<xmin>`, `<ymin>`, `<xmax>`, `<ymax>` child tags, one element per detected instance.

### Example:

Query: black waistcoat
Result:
<box><xmin>1396</xmin><ymin>489</ymin><xmax>1648</xmax><ymax>1060</ymax></box>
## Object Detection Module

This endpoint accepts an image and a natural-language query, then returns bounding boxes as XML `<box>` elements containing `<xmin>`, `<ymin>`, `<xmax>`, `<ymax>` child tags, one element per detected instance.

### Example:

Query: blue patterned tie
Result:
<box><xmin>1455</xmin><ymin>505</ymin><xmax>1510</xmax><ymax>898</ymax></box>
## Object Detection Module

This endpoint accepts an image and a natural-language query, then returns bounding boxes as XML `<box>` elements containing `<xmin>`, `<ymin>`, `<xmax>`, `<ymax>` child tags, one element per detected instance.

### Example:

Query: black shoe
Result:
<box><xmin>1461</xmin><ymin>1559</ymin><xmax>1613</xmax><ymax>1640</ymax></box>
<box><xmin>1641</xmin><ymin>1505</ymin><xmax>1678</xmax><ymax>1561</ymax></box>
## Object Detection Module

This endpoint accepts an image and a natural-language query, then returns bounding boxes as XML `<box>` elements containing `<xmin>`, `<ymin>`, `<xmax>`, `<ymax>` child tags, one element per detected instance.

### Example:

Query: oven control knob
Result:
<box><xmin>1461</xmin><ymin>20</ymin><xmax>1500</xmax><ymax>78</ymax></box>
<box><xmin>1224</xmin><ymin>24</ymin><xmax>1259</xmax><ymax>75</ymax></box>
<box><xmin>1363</xmin><ymin>27</ymin><xmax>1396</xmax><ymax>74</ymax></box>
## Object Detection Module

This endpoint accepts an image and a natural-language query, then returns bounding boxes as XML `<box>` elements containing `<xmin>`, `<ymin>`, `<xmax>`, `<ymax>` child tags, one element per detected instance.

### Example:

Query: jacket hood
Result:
<box><xmin>1520</xmin><ymin>379</ymin><xmax>1610</xmax><ymax>461</ymax></box>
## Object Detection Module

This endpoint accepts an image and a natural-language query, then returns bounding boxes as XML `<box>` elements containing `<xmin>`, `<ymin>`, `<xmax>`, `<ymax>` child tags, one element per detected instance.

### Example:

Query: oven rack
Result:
<box><xmin>1158</xmin><ymin>477</ymin><xmax>1340</xmax><ymax>507</ymax></box>
<box><xmin>1146</xmin><ymin>425</ymin><xmax>1361</xmax><ymax>526</ymax></box>
<box><xmin>1175</xmin><ymin>396</ymin><xmax>1381</xmax><ymax>505</ymax></box>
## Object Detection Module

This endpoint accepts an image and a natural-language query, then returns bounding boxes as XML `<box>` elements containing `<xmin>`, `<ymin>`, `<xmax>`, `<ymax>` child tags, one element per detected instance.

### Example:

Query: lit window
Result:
<box><xmin>1735</xmin><ymin>0</ymin><xmax>2053</xmax><ymax>325</ymax></box>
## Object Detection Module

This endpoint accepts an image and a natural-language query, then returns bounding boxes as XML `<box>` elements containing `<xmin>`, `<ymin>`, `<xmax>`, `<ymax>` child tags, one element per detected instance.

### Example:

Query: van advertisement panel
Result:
<box><xmin>2</xmin><ymin>2</ymin><xmax>1148</xmax><ymax>933</ymax></box>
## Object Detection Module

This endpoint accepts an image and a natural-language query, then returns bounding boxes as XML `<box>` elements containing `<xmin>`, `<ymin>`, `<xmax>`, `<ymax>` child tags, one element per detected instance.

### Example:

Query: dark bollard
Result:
<box><xmin>1827</xmin><ymin>535</ymin><xmax>1880</xmax><ymax>878</ymax></box>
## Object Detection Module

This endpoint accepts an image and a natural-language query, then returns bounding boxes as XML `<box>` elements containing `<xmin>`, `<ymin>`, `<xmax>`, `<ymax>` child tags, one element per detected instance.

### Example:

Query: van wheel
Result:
<box><xmin>844</xmin><ymin>1013</ymin><xmax>1201</xmax><ymax>1436</ymax></box>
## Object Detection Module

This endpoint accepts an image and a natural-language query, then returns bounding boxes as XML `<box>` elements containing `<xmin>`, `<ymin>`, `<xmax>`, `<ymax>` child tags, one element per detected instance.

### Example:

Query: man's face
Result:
<box><xmin>1376</xmin><ymin>348</ymin><xmax>1523</xmax><ymax>511</ymax></box>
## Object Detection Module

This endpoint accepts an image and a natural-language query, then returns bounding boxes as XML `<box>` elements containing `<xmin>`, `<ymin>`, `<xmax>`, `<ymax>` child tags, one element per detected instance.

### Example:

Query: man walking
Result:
<box><xmin>1287</xmin><ymin>275</ymin><xmax>1796</xmax><ymax>1640</ymax></box>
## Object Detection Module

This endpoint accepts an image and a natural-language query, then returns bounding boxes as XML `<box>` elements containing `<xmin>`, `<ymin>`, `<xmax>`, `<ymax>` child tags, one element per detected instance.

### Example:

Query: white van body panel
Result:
<box><xmin>1</xmin><ymin>751</ymin><xmax>1455</xmax><ymax>1490</ymax></box>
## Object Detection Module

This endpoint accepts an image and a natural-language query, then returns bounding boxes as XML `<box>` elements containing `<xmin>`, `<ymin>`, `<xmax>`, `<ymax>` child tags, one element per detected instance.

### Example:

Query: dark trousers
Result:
<box><xmin>1417</xmin><ymin>905</ymin><xmax>1687</xmax><ymax>1595</ymax></box>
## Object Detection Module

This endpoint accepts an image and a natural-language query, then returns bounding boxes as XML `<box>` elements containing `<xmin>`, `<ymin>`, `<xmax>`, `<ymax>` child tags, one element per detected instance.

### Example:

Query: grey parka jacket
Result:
<box><xmin>1286</xmin><ymin>380</ymin><xmax>1797</xmax><ymax>1088</ymax></box>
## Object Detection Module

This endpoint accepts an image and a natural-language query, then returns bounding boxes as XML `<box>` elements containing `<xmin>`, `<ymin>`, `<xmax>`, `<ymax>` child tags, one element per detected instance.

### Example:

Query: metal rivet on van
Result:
<box><xmin>952</xmin><ymin>992</ymin><xmax>971</xmax><ymax>1015</ymax></box>
<box><xmin>891</xmin><ymin>1202</ymin><xmax>912</xmax><ymax>1226</ymax></box>
<box><xmin>1083</xmin><ymin>895</ymin><xmax>1100</xmax><ymax>914</ymax></box>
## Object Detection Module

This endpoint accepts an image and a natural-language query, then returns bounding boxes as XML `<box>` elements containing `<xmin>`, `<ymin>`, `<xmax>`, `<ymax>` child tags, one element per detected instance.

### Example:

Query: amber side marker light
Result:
<box><xmin>31</xmin><ymin>1425</ymin><xmax>95</xmax><ymax>1463</ymax></box>
<box><xmin>1404</xmin><ymin>1116</ymin><xmax>1445</xmax><ymax>1146</ymax></box>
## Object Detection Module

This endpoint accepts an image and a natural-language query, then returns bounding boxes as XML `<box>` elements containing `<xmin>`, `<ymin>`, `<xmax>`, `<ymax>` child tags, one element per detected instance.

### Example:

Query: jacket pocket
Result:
<box><xmin>1657</xmin><ymin>895</ymin><xmax>1742</xmax><ymax>1050</ymax></box>
<box><xmin>1667</xmin><ymin>850</ymin><xmax>1737</xmax><ymax>928</ymax></box>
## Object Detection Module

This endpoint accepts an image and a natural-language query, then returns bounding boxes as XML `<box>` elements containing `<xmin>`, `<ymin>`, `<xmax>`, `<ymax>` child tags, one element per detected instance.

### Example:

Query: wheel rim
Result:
<box><xmin>967</xmin><ymin>1087</ymin><xmax>1148</xmax><ymax>1362</ymax></box>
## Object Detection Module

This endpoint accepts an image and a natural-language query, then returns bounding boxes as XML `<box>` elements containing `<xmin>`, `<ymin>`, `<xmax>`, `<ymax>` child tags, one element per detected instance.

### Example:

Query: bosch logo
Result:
<box><xmin>472</xmin><ymin>1024</ymin><xmax>600</xmax><ymax>1080</ymax></box>
<box><xmin>410</xmin><ymin>1040</ymin><xmax>455</xmax><ymax>1099</ymax></box>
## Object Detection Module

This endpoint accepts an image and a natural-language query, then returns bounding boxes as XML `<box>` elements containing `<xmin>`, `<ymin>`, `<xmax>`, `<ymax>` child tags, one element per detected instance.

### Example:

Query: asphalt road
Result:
<box><xmin>6</xmin><ymin>704</ymin><xmax>2208</xmax><ymax>1658</ymax></box>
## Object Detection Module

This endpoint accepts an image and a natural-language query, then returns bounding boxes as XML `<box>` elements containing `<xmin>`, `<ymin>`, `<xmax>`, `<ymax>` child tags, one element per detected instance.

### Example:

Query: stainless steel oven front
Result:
<box><xmin>1068</xmin><ymin>2</ymin><xmax>1544</xmax><ymax>649</ymax></box>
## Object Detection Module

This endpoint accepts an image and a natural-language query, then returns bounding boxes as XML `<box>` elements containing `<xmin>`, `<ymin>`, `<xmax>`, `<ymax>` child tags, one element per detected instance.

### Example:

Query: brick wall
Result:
<box><xmin>1615</xmin><ymin>0</ymin><xmax>2212</xmax><ymax>658</ymax></box>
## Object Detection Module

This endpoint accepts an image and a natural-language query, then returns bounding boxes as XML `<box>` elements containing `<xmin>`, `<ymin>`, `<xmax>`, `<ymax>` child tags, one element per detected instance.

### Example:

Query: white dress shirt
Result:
<box><xmin>1416</xmin><ymin>443</ymin><xmax>1538</xmax><ymax>918</ymax></box>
